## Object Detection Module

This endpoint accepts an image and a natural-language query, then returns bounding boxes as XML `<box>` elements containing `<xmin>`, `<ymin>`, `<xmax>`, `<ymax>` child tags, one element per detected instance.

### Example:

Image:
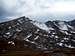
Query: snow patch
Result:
<box><xmin>32</xmin><ymin>21</ymin><xmax>49</xmax><ymax>31</ymax></box>
<box><xmin>34</xmin><ymin>36</ymin><xmax>39</xmax><ymax>40</ymax></box>
<box><xmin>58</xmin><ymin>22</ymin><xmax>68</xmax><ymax>30</ymax></box>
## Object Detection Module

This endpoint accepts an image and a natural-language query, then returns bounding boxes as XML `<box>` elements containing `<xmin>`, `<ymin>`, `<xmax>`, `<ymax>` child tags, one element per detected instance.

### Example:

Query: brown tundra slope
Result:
<box><xmin>0</xmin><ymin>16</ymin><xmax>75</xmax><ymax>56</ymax></box>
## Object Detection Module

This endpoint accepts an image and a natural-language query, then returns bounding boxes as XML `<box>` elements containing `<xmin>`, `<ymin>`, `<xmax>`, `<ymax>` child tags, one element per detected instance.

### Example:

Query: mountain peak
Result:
<box><xmin>0</xmin><ymin>16</ymin><xmax>75</xmax><ymax>52</ymax></box>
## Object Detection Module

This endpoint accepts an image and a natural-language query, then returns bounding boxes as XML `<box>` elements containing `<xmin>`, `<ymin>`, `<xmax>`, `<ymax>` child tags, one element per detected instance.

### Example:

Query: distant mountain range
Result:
<box><xmin>0</xmin><ymin>16</ymin><xmax>75</xmax><ymax>52</ymax></box>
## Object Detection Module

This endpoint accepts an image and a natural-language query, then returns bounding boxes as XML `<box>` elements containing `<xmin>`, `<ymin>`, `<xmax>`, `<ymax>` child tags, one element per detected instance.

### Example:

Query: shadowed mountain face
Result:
<box><xmin>0</xmin><ymin>16</ymin><xmax>75</xmax><ymax>56</ymax></box>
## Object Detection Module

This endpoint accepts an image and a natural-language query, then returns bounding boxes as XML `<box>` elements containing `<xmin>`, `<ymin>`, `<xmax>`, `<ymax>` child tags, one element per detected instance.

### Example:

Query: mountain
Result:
<box><xmin>0</xmin><ymin>16</ymin><xmax>75</xmax><ymax>53</ymax></box>
<box><xmin>45</xmin><ymin>20</ymin><xmax>75</xmax><ymax>48</ymax></box>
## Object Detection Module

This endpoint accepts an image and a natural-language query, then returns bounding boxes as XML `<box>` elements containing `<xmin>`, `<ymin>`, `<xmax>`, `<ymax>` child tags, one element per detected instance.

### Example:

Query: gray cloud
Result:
<box><xmin>0</xmin><ymin>0</ymin><xmax>75</xmax><ymax>22</ymax></box>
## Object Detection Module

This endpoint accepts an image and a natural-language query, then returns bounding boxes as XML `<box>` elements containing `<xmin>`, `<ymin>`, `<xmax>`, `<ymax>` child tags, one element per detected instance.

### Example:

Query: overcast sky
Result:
<box><xmin>0</xmin><ymin>0</ymin><xmax>75</xmax><ymax>22</ymax></box>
